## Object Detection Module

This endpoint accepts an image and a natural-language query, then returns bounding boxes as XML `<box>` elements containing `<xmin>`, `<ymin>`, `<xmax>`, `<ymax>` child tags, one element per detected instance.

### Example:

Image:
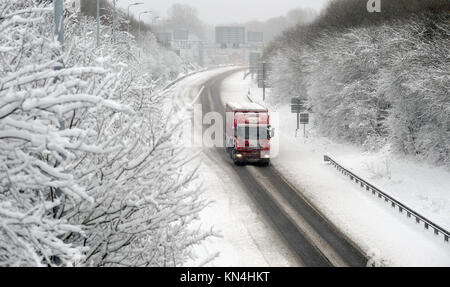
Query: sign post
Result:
<box><xmin>262</xmin><ymin>62</ymin><xmax>265</xmax><ymax>101</ymax></box>
<box><xmin>291</xmin><ymin>98</ymin><xmax>309</xmax><ymax>137</ymax></box>
<box><xmin>300</xmin><ymin>113</ymin><xmax>309</xmax><ymax>138</ymax></box>
<box><xmin>54</xmin><ymin>0</ymin><xmax>64</xmax><ymax>47</ymax></box>
<box><xmin>249</xmin><ymin>53</ymin><xmax>260</xmax><ymax>79</ymax></box>
<box><xmin>258</xmin><ymin>62</ymin><xmax>271</xmax><ymax>101</ymax></box>
<box><xmin>96</xmin><ymin>0</ymin><xmax>100</xmax><ymax>47</ymax></box>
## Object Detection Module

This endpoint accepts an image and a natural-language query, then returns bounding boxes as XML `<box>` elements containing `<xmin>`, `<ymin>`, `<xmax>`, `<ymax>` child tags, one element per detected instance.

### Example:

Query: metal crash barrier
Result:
<box><xmin>324</xmin><ymin>155</ymin><xmax>450</xmax><ymax>243</ymax></box>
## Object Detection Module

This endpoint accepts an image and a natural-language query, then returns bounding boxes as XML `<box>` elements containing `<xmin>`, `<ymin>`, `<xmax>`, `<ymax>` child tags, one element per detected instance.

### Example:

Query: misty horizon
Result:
<box><xmin>117</xmin><ymin>0</ymin><xmax>328</xmax><ymax>25</ymax></box>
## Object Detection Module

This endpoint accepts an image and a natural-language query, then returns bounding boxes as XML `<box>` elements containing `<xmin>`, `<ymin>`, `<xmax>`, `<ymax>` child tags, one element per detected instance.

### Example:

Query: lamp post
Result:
<box><xmin>138</xmin><ymin>11</ymin><xmax>152</xmax><ymax>41</ymax></box>
<box><xmin>127</xmin><ymin>2</ymin><xmax>144</xmax><ymax>34</ymax></box>
<box><xmin>152</xmin><ymin>16</ymin><xmax>160</xmax><ymax>25</ymax></box>
<box><xmin>112</xmin><ymin>0</ymin><xmax>116</xmax><ymax>43</ymax></box>
<box><xmin>96</xmin><ymin>0</ymin><xmax>100</xmax><ymax>47</ymax></box>
<box><xmin>53</xmin><ymin>0</ymin><xmax>64</xmax><ymax>47</ymax></box>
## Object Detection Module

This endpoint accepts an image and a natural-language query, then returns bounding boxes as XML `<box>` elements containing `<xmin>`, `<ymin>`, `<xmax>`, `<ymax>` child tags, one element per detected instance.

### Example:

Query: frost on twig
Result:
<box><xmin>0</xmin><ymin>0</ymin><xmax>208</xmax><ymax>266</ymax></box>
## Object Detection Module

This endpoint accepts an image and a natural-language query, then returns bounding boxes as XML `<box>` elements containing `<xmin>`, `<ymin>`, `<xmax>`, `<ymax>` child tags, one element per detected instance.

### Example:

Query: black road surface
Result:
<box><xmin>198</xmin><ymin>69</ymin><xmax>367</xmax><ymax>267</ymax></box>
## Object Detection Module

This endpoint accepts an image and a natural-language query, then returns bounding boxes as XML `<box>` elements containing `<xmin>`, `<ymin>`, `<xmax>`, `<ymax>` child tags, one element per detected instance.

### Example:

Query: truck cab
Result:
<box><xmin>225</xmin><ymin>102</ymin><xmax>274</xmax><ymax>166</ymax></box>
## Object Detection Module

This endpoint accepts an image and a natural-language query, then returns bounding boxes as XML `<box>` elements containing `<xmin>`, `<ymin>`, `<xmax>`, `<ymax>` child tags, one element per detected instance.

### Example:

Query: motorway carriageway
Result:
<box><xmin>183</xmin><ymin>68</ymin><xmax>369</xmax><ymax>267</ymax></box>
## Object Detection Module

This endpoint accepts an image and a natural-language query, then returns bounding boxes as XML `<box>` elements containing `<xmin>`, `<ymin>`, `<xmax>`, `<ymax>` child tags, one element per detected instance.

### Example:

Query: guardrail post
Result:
<box><xmin>323</xmin><ymin>154</ymin><xmax>450</xmax><ymax>243</ymax></box>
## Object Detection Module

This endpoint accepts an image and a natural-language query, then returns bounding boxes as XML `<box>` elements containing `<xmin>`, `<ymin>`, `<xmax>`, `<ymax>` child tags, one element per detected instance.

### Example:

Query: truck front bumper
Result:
<box><xmin>235</xmin><ymin>150</ymin><xmax>270</xmax><ymax>161</ymax></box>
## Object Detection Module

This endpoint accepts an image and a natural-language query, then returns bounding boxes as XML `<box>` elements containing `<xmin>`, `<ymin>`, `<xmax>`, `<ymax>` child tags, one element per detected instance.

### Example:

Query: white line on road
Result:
<box><xmin>246</xmin><ymin>165</ymin><xmax>350</xmax><ymax>267</ymax></box>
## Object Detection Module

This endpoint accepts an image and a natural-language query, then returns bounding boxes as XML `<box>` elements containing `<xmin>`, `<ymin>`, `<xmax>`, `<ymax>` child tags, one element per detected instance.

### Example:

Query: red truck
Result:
<box><xmin>226</xmin><ymin>102</ymin><xmax>274</xmax><ymax>166</ymax></box>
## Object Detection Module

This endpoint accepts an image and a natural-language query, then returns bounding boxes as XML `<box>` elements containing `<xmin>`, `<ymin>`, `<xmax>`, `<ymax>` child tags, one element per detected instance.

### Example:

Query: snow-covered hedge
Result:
<box><xmin>0</xmin><ymin>0</ymin><xmax>209</xmax><ymax>266</ymax></box>
<box><xmin>269</xmin><ymin>15</ymin><xmax>449</xmax><ymax>166</ymax></box>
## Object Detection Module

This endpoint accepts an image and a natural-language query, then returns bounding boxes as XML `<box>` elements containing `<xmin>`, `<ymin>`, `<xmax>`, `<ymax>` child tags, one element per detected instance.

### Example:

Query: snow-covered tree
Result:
<box><xmin>380</xmin><ymin>17</ymin><xmax>449</xmax><ymax>164</ymax></box>
<box><xmin>304</xmin><ymin>27</ymin><xmax>389</xmax><ymax>147</ymax></box>
<box><xmin>0</xmin><ymin>0</ymin><xmax>128</xmax><ymax>266</ymax></box>
<box><xmin>269</xmin><ymin>46</ymin><xmax>309</xmax><ymax>107</ymax></box>
<box><xmin>0</xmin><ymin>0</ymin><xmax>210</xmax><ymax>266</ymax></box>
<box><xmin>268</xmin><ymin>12</ymin><xmax>449</xmax><ymax>166</ymax></box>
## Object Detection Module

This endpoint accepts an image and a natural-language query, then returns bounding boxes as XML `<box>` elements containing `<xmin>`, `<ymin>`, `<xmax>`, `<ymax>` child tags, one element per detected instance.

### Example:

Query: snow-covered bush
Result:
<box><xmin>0</xmin><ymin>0</ymin><xmax>210</xmax><ymax>266</ymax></box>
<box><xmin>379</xmin><ymin>17</ymin><xmax>449</xmax><ymax>164</ymax></box>
<box><xmin>269</xmin><ymin>47</ymin><xmax>308</xmax><ymax>106</ymax></box>
<box><xmin>268</xmin><ymin>14</ymin><xmax>449</xmax><ymax>166</ymax></box>
<box><xmin>306</xmin><ymin>27</ymin><xmax>389</xmax><ymax>147</ymax></box>
<box><xmin>0</xmin><ymin>0</ymin><xmax>127</xmax><ymax>266</ymax></box>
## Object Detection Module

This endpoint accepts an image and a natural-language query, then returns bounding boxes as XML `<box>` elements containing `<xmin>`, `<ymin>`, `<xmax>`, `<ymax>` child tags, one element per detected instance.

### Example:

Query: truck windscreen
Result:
<box><xmin>236</xmin><ymin>126</ymin><xmax>269</xmax><ymax>140</ymax></box>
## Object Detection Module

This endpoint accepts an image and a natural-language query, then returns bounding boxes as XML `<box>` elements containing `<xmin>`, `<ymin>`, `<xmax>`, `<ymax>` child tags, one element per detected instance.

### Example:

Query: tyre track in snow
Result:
<box><xmin>198</xmin><ymin>69</ymin><xmax>368</xmax><ymax>267</ymax></box>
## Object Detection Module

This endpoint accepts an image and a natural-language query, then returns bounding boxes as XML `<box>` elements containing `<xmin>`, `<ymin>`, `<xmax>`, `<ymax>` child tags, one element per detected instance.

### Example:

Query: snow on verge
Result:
<box><xmin>223</xmin><ymin>71</ymin><xmax>450</xmax><ymax>267</ymax></box>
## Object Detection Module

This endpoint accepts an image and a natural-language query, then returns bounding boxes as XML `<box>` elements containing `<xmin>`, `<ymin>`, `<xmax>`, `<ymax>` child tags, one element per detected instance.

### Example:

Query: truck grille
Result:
<box><xmin>244</xmin><ymin>150</ymin><xmax>261</xmax><ymax>159</ymax></box>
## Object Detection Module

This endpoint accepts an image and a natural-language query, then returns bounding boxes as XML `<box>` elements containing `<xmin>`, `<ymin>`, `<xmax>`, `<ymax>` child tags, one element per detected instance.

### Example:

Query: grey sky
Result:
<box><xmin>117</xmin><ymin>0</ymin><xmax>329</xmax><ymax>25</ymax></box>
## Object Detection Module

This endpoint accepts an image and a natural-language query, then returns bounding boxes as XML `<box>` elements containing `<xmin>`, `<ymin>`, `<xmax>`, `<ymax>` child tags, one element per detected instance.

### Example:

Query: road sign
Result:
<box><xmin>291</xmin><ymin>98</ymin><xmax>303</xmax><ymax>105</ymax></box>
<box><xmin>291</xmin><ymin>98</ymin><xmax>306</xmax><ymax>113</ymax></box>
<box><xmin>257</xmin><ymin>62</ymin><xmax>272</xmax><ymax>88</ymax></box>
<box><xmin>215</xmin><ymin>26</ymin><xmax>245</xmax><ymax>45</ymax></box>
<box><xmin>291</xmin><ymin>106</ymin><xmax>302</xmax><ymax>113</ymax></box>
<box><xmin>257</xmin><ymin>62</ymin><xmax>271</xmax><ymax>101</ymax></box>
<box><xmin>291</xmin><ymin>98</ymin><xmax>302</xmax><ymax>112</ymax></box>
<box><xmin>249</xmin><ymin>53</ymin><xmax>260</xmax><ymax>74</ymax></box>
<box><xmin>291</xmin><ymin>98</ymin><xmax>308</xmax><ymax>136</ymax></box>
<box><xmin>300</xmin><ymin>113</ymin><xmax>309</xmax><ymax>124</ymax></box>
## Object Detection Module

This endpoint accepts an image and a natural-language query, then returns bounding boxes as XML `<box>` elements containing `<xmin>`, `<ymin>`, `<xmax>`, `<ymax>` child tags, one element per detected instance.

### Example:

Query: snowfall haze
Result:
<box><xmin>1</xmin><ymin>0</ymin><xmax>449</xmax><ymax>269</ymax></box>
<box><xmin>117</xmin><ymin>0</ymin><xmax>328</xmax><ymax>24</ymax></box>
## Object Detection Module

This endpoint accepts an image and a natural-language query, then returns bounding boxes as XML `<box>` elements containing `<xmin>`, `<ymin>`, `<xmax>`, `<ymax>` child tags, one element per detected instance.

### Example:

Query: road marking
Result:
<box><xmin>201</xmin><ymin>149</ymin><xmax>306</xmax><ymax>267</ymax></box>
<box><xmin>179</xmin><ymin>69</ymin><xmax>365</xmax><ymax>266</ymax></box>
<box><xmin>190</xmin><ymin>86</ymin><xmax>205</xmax><ymax>106</ymax></box>
<box><xmin>246</xmin><ymin>165</ymin><xmax>349</xmax><ymax>267</ymax></box>
<box><xmin>270</xmin><ymin>166</ymin><xmax>368</xmax><ymax>261</ymax></box>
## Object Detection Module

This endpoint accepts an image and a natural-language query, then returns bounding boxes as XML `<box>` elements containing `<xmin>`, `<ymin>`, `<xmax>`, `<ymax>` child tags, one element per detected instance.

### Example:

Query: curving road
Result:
<box><xmin>197</xmin><ymin>69</ymin><xmax>368</xmax><ymax>267</ymax></box>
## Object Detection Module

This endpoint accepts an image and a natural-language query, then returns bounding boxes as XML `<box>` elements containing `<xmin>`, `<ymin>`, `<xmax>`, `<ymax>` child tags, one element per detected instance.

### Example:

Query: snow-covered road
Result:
<box><xmin>169</xmin><ymin>67</ymin><xmax>301</xmax><ymax>267</ymax></box>
<box><xmin>168</xmin><ymin>68</ymin><xmax>450</xmax><ymax>267</ymax></box>
<box><xmin>233</xmin><ymin>72</ymin><xmax>450</xmax><ymax>267</ymax></box>
<box><xmin>170</xmin><ymin>68</ymin><xmax>369</xmax><ymax>267</ymax></box>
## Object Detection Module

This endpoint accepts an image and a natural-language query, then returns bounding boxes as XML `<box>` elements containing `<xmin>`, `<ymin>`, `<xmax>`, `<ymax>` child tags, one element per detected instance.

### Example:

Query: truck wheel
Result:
<box><xmin>260</xmin><ymin>159</ymin><xmax>270</xmax><ymax>167</ymax></box>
